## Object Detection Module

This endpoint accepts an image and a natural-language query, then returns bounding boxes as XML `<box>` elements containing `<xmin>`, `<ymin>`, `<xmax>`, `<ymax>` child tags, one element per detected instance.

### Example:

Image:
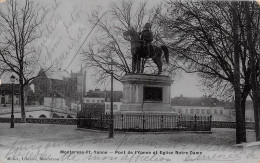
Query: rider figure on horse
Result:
<box><xmin>139</xmin><ymin>23</ymin><xmax>153</xmax><ymax>58</ymax></box>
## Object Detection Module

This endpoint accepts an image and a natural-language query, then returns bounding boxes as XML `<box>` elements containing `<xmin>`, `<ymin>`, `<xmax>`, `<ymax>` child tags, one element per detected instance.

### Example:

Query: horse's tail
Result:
<box><xmin>161</xmin><ymin>45</ymin><xmax>169</xmax><ymax>64</ymax></box>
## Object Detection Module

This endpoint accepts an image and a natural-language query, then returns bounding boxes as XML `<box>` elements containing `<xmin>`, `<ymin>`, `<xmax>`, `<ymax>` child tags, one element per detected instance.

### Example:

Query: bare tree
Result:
<box><xmin>82</xmin><ymin>0</ymin><xmax>166</xmax><ymax>83</ymax></box>
<box><xmin>159</xmin><ymin>0</ymin><xmax>260</xmax><ymax>143</ymax></box>
<box><xmin>0</xmin><ymin>0</ymin><xmax>49</xmax><ymax>122</ymax></box>
<box><xmin>231</xmin><ymin>1</ymin><xmax>246</xmax><ymax>144</ymax></box>
<box><xmin>244</xmin><ymin>1</ymin><xmax>260</xmax><ymax>141</ymax></box>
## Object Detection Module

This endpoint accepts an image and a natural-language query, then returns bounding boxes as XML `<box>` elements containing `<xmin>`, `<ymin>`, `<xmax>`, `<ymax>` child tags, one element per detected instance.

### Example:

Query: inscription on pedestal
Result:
<box><xmin>143</xmin><ymin>87</ymin><xmax>162</xmax><ymax>102</ymax></box>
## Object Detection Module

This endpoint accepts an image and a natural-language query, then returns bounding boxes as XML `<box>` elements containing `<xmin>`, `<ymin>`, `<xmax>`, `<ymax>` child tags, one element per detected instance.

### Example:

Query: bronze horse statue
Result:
<box><xmin>123</xmin><ymin>28</ymin><xmax>169</xmax><ymax>74</ymax></box>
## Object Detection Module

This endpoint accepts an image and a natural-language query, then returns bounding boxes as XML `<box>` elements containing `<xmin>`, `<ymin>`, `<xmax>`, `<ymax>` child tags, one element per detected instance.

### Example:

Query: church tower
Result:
<box><xmin>70</xmin><ymin>64</ymin><xmax>86</xmax><ymax>96</ymax></box>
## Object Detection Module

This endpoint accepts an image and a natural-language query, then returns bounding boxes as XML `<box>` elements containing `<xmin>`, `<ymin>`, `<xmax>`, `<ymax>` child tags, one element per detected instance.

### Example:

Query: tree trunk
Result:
<box><xmin>255</xmin><ymin>88</ymin><xmax>260</xmax><ymax>141</ymax></box>
<box><xmin>240</xmin><ymin>96</ymin><xmax>247</xmax><ymax>133</ymax></box>
<box><xmin>245</xmin><ymin>1</ymin><xmax>260</xmax><ymax>141</ymax></box>
<box><xmin>254</xmin><ymin>91</ymin><xmax>260</xmax><ymax>141</ymax></box>
<box><xmin>232</xmin><ymin>1</ymin><xmax>247</xmax><ymax>144</ymax></box>
<box><xmin>19</xmin><ymin>75</ymin><xmax>26</xmax><ymax>123</ymax></box>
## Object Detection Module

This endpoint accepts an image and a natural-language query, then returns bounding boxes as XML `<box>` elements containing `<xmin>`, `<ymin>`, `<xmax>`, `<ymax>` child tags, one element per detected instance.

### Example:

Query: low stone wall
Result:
<box><xmin>0</xmin><ymin>118</ymin><xmax>77</xmax><ymax>125</ymax></box>
<box><xmin>211</xmin><ymin>121</ymin><xmax>255</xmax><ymax>130</ymax></box>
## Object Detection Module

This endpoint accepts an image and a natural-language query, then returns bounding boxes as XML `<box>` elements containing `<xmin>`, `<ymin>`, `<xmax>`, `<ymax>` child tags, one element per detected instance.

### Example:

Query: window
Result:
<box><xmin>196</xmin><ymin>109</ymin><xmax>200</xmax><ymax>114</ymax></box>
<box><xmin>206</xmin><ymin>109</ymin><xmax>211</xmax><ymax>115</ymax></box>
<box><xmin>178</xmin><ymin>109</ymin><xmax>182</xmax><ymax>113</ymax></box>
<box><xmin>201</xmin><ymin>109</ymin><xmax>205</xmax><ymax>114</ymax></box>
<box><xmin>113</xmin><ymin>104</ymin><xmax>117</xmax><ymax>110</ymax></box>
<box><xmin>185</xmin><ymin>109</ymin><xmax>189</xmax><ymax>114</ymax></box>
<box><xmin>190</xmin><ymin>109</ymin><xmax>194</xmax><ymax>114</ymax></box>
<box><xmin>172</xmin><ymin>108</ymin><xmax>176</xmax><ymax>112</ymax></box>
<box><xmin>220</xmin><ymin>110</ymin><xmax>223</xmax><ymax>114</ymax></box>
<box><xmin>92</xmin><ymin>99</ymin><xmax>95</xmax><ymax>103</ymax></box>
<box><xmin>214</xmin><ymin>109</ymin><xmax>218</xmax><ymax>114</ymax></box>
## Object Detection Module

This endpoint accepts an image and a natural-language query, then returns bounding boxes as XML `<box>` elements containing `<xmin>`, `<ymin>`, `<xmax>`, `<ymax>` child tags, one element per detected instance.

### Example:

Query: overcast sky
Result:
<box><xmin>0</xmin><ymin>0</ymin><xmax>205</xmax><ymax>98</ymax></box>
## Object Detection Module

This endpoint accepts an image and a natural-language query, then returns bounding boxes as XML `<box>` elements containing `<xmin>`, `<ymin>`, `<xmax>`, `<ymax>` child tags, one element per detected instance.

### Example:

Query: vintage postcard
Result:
<box><xmin>0</xmin><ymin>0</ymin><xmax>259</xmax><ymax>163</ymax></box>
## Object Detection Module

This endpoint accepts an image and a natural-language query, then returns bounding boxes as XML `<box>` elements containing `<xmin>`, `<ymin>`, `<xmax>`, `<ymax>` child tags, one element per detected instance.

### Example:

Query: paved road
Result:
<box><xmin>0</xmin><ymin>123</ymin><xmax>258</xmax><ymax>163</ymax></box>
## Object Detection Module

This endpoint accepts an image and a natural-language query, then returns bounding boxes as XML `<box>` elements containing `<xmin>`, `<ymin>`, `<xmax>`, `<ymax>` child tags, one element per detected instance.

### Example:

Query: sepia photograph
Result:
<box><xmin>0</xmin><ymin>0</ymin><xmax>259</xmax><ymax>162</ymax></box>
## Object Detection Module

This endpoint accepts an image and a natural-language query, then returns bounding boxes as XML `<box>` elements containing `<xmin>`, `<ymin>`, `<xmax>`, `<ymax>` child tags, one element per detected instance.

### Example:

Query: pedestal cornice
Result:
<box><xmin>121</xmin><ymin>73</ymin><xmax>173</xmax><ymax>86</ymax></box>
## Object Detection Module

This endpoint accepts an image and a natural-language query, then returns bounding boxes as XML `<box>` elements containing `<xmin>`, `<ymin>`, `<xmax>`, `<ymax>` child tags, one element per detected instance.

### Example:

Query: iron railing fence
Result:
<box><xmin>177</xmin><ymin>114</ymin><xmax>212</xmax><ymax>132</ymax></box>
<box><xmin>77</xmin><ymin>114</ymin><xmax>212</xmax><ymax>132</ymax></box>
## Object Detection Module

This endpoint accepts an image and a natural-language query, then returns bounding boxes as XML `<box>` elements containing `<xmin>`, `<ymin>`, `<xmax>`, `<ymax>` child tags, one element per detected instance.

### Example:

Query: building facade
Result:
<box><xmin>171</xmin><ymin>95</ymin><xmax>255</xmax><ymax>122</ymax></box>
<box><xmin>0</xmin><ymin>84</ymin><xmax>22</xmax><ymax>106</ymax></box>
<box><xmin>172</xmin><ymin>106</ymin><xmax>234</xmax><ymax>121</ymax></box>
<box><xmin>82</xmin><ymin>89</ymin><xmax>123</xmax><ymax>114</ymax></box>
<box><xmin>31</xmin><ymin>67</ymin><xmax>86</xmax><ymax>108</ymax></box>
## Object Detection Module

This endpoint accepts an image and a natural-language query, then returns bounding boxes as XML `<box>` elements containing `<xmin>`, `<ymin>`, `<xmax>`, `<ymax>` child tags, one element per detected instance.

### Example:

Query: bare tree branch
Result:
<box><xmin>82</xmin><ymin>0</ymin><xmax>162</xmax><ymax>83</ymax></box>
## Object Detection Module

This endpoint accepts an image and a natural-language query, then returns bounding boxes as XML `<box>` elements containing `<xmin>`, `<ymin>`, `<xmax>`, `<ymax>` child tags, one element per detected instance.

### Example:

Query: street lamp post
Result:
<box><xmin>10</xmin><ymin>75</ymin><xmax>15</xmax><ymax>128</ymax></box>
<box><xmin>108</xmin><ymin>61</ymin><xmax>118</xmax><ymax>138</ymax></box>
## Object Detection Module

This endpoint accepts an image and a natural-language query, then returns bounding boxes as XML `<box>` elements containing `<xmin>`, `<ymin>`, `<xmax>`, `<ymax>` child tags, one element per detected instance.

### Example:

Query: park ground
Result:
<box><xmin>0</xmin><ymin>123</ymin><xmax>259</xmax><ymax>163</ymax></box>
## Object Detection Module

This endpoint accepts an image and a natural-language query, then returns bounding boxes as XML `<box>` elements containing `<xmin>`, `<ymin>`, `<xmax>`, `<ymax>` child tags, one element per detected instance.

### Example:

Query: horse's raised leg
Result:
<box><xmin>152</xmin><ymin>56</ymin><xmax>162</xmax><ymax>75</ymax></box>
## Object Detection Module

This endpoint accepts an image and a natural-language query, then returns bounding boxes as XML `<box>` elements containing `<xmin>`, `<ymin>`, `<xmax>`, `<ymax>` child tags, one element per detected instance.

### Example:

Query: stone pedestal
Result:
<box><xmin>118</xmin><ymin>74</ymin><xmax>176</xmax><ymax>115</ymax></box>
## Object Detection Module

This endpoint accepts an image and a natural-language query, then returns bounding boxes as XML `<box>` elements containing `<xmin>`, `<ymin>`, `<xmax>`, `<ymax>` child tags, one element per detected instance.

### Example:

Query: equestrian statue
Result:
<box><xmin>123</xmin><ymin>23</ymin><xmax>169</xmax><ymax>75</ymax></box>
